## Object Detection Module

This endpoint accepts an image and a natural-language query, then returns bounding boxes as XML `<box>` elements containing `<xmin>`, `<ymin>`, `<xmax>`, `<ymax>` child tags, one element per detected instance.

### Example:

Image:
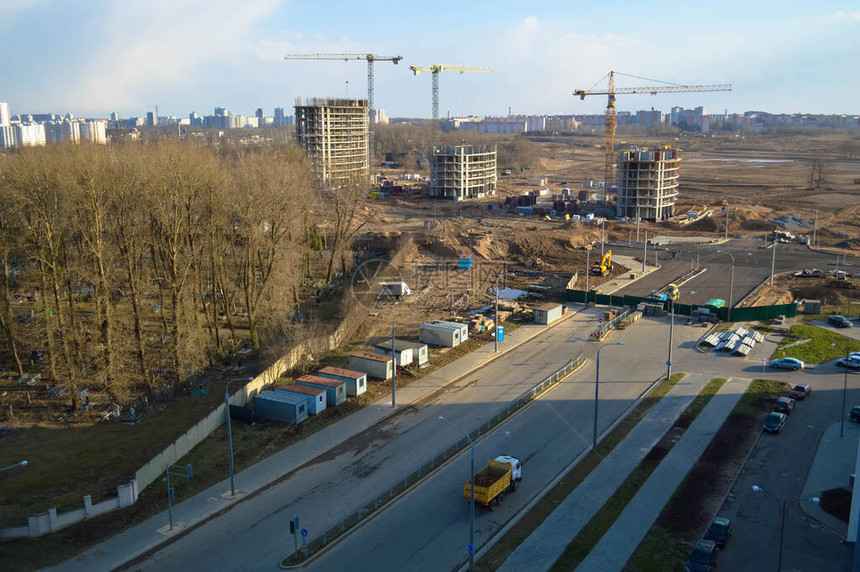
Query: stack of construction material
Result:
<box><xmin>702</xmin><ymin>327</ymin><xmax>765</xmax><ymax>356</ymax></box>
<box><xmin>641</xmin><ymin>303</ymin><xmax>666</xmax><ymax>317</ymax></box>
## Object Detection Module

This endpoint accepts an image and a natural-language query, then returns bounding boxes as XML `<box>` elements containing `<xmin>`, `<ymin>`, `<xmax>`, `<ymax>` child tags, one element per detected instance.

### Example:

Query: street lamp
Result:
<box><xmin>584</xmin><ymin>247</ymin><xmax>591</xmax><ymax>301</ymax></box>
<box><xmin>770</xmin><ymin>238</ymin><xmax>777</xmax><ymax>286</ymax></box>
<box><xmin>494</xmin><ymin>275</ymin><xmax>500</xmax><ymax>353</ymax></box>
<box><xmin>717</xmin><ymin>250</ymin><xmax>736</xmax><ymax>322</ymax></box>
<box><xmin>391</xmin><ymin>313</ymin><xmax>414</xmax><ymax>408</ymax></box>
<box><xmin>0</xmin><ymin>460</ymin><xmax>27</xmax><ymax>473</ymax></box>
<box><xmin>225</xmin><ymin>376</ymin><xmax>253</xmax><ymax>497</ymax></box>
<box><xmin>438</xmin><ymin>416</ymin><xmax>509</xmax><ymax>572</ymax></box>
<box><xmin>832</xmin><ymin>343</ymin><xmax>849</xmax><ymax>437</ymax></box>
<box><xmin>752</xmin><ymin>485</ymin><xmax>819</xmax><ymax>572</ymax></box>
<box><xmin>575</xmin><ymin>338</ymin><xmax>624</xmax><ymax>451</ymax></box>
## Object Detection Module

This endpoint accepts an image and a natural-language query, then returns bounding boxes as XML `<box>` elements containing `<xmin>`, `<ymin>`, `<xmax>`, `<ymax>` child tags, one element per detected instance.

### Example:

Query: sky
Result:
<box><xmin>1</xmin><ymin>0</ymin><xmax>858</xmax><ymax>120</ymax></box>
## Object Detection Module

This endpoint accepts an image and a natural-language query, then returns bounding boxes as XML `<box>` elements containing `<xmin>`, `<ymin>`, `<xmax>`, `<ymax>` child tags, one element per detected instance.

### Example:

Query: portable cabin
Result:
<box><xmin>534</xmin><ymin>303</ymin><xmax>563</xmax><ymax>325</ymax></box>
<box><xmin>253</xmin><ymin>391</ymin><xmax>308</xmax><ymax>425</ymax></box>
<box><xmin>373</xmin><ymin>339</ymin><xmax>415</xmax><ymax>367</ymax></box>
<box><xmin>420</xmin><ymin>320</ymin><xmax>468</xmax><ymax>347</ymax></box>
<box><xmin>398</xmin><ymin>340</ymin><xmax>429</xmax><ymax>366</ymax></box>
<box><xmin>348</xmin><ymin>352</ymin><xmax>394</xmax><ymax>380</ymax></box>
<box><xmin>317</xmin><ymin>366</ymin><xmax>367</xmax><ymax>397</ymax></box>
<box><xmin>296</xmin><ymin>374</ymin><xmax>347</xmax><ymax>406</ymax></box>
<box><xmin>274</xmin><ymin>383</ymin><xmax>327</xmax><ymax>415</ymax></box>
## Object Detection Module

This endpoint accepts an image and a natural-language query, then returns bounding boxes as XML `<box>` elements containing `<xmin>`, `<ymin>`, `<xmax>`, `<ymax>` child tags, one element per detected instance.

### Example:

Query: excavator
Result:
<box><xmin>591</xmin><ymin>251</ymin><xmax>612</xmax><ymax>276</ymax></box>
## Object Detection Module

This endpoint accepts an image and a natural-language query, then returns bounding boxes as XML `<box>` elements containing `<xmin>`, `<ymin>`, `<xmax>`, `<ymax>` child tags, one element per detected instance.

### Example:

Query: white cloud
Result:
<box><xmin>836</xmin><ymin>10</ymin><xmax>860</xmax><ymax>21</ymax></box>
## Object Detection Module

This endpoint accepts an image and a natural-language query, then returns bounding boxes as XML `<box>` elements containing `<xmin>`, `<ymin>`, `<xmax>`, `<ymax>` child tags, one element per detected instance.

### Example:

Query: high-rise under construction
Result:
<box><xmin>294</xmin><ymin>98</ymin><xmax>369</xmax><ymax>187</ymax></box>
<box><xmin>615</xmin><ymin>146</ymin><xmax>680</xmax><ymax>222</ymax></box>
<box><xmin>429</xmin><ymin>144</ymin><xmax>497</xmax><ymax>201</ymax></box>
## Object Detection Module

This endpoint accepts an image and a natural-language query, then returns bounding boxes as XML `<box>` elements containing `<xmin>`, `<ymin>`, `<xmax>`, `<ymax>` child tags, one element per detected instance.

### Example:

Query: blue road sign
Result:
<box><xmin>301</xmin><ymin>528</ymin><xmax>308</xmax><ymax>538</ymax></box>
<box><xmin>666</xmin><ymin>360</ymin><xmax>671</xmax><ymax>367</ymax></box>
<box><xmin>468</xmin><ymin>543</ymin><xmax>474</xmax><ymax>554</ymax></box>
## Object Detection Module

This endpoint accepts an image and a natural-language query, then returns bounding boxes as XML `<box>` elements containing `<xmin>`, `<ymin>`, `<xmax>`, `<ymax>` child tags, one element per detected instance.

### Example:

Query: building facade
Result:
<box><xmin>429</xmin><ymin>144</ymin><xmax>497</xmax><ymax>201</ymax></box>
<box><xmin>294</xmin><ymin>98</ymin><xmax>369</xmax><ymax>187</ymax></box>
<box><xmin>615</xmin><ymin>146</ymin><xmax>680</xmax><ymax>222</ymax></box>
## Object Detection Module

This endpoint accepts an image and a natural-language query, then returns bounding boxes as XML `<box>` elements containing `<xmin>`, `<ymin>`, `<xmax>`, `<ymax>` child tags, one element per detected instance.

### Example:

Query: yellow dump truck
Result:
<box><xmin>464</xmin><ymin>455</ymin><xmax>522</xmax><ymax>510</ymax></box>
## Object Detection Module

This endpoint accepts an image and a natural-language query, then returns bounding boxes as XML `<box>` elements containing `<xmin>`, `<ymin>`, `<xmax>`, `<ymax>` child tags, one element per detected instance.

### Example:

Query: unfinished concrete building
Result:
<box><xmin>294</xmin><ymin>98</ymin><xmax>369</xmax><ymax>187</ymax></box>
<box><xmin>429</xmin><ymin>144</ymin><xmax>497</xmax><ymax>200</ymax></box>
<box><xmin>615</xmin><ymin>146</ymin><xmax>680</xmax><ymax>222</ymax></box>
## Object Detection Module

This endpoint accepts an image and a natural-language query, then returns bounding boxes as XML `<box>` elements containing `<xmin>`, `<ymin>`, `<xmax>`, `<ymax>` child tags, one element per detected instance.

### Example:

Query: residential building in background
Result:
<box><xmin>615</xmin><ymin>146</ymin><xmax>680</xmax><ymax>222</ymax></box>
<box><xmin>295</xmin><ymin>98</ymin><xmax>369</xmax><ymax>187</ymax></box>
<box><xmin>0</xmin><ymin>102</ymin><xmax>10</xmax><ymax>127</ymax></box>
<box><xmin>429</xmin><ymin>144</ymin><xmax>497</xmax><ymax>201</ymax></box>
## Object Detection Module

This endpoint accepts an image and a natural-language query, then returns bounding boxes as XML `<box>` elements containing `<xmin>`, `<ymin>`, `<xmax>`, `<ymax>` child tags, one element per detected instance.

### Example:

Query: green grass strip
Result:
<box><xmin>475</xmin><ymin>373</ymin><xmax>688</xmax><ymax>572</ymax></box>
<box><xmin>772</xmin><ymin>324</ymin><xmax>860</xmax><ymax>364</ymax></box>
<box><xmin>625</xmin><ymin>379</ymin><xmax>785</xmax><ymax>571</ymax></box>
<box><xmin>547</xmin><ymin>377</ymin><xmax>726</xmax><ymax>571</ymax></box>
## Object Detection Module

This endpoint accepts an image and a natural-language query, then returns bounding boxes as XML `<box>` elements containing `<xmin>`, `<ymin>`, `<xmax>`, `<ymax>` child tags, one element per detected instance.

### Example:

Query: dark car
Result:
<box><xmin>685</xmin><ymin>539</ymin><xmax>718</xmax><ymax>571</ymax></box>
<box><xmin>789</xmin><ymin>383</ymin><xmax>812</xmax><ymax>400</ymax></box>
<box><xmin>774</xmin><ymin>397</ymin><xmax>796</xmax><ymax>415</ymax></box>
<box><xmin>851</xmin><ymin>406</ymin><xmax>860</xmax><ymax>423</ymax></box>
<box><xmin>828</xmin><ymin>315</ymin><xmax>853</xmax><ymax>328</ymax></box>
<box><xmin>764</xmin><ymin>412</ymin><xmax>787</xmax><ymax>433</ymax></box>
<box><xmin>703</xmin><ymin>516</ymin><xmax>732</xmax><ymax>548</ymax></box>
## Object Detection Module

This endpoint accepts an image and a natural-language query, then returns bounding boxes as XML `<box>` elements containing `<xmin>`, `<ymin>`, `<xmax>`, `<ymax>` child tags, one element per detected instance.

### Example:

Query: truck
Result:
<box><xmin>464</xmin><ymin>455</ymin><xmax>522</xmax><ymax>510</ymax></box>
<box><xmin>591</xmin><ymin>250</ymin><xmax>612</xmax><ymax>276</ymax></box>
<box><xmin>651</xmin><ymin>283</ymin><xmax>680</xmax><ymax>302</ymax></box>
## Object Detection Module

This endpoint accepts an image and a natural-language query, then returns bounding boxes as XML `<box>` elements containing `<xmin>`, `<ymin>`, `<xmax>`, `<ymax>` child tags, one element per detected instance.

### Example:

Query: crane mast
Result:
<box><xmin>574</xmin><ymin>71</ymin><xmax>732</xmax><ymax>192</ymax></box>
<box><xmin>410</xmin><ymin>64</ymin><xmax>493</xmax><ymax>122</ymax></box>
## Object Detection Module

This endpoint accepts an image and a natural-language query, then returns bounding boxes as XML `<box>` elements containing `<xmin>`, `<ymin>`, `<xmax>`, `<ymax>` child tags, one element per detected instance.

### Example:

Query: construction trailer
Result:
<box><xmin>253</xmin><ymin>391</ymin><xmax>308</xmax><ymax>425</ymax></box>
<box><xmin>373</xmin><ymin>339</ymin><xmax>416</xmax><ymax>367</ymax></box>
<box><xmin>274</xmin><ymin>383</ymin><xmax>327</xmax><ymax>415</ymax></box>
<box><xmin>420</xmin><ymin>320</ymin><xmax>469</xmax><ymax>347</ymax></box>
<box><xmin>396</xmin><ymin>340</ymin><xmax>429</xmax><ymax>366</ymax></box>
<box><xmin>297</xmin><ymin>374</ymin><xmax>347</xmax><ymax>406</ymax></box>
<box><xmin>534</xmin><ymin>303</ymin><xmax>563</xmax><ymax>325</ymax></box>
<box><xmin>348</xmin><ymin>352</ymin><xmax>394</xmax><ymax>380</ymax></box>
<box><xmin>378</xmin><ymin>281</ymin><xmax>412</xmax><ymax>299</ymax></box>
<box><xmin>317</xmin><ymin>366</ymin><xmax>368</xmax><ymax>397</ymax></box>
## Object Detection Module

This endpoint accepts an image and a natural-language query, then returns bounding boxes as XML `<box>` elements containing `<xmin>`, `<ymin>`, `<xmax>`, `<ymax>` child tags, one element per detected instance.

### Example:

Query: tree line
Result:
<box><xmin>0</xmin><ymin>141</ymin><xmax>366</xmax><ymax>407</ymax></box>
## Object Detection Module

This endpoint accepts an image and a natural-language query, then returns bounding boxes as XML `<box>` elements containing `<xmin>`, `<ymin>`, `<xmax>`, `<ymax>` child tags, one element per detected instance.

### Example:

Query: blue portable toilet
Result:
<box><xmin>496</xmin><ymin>326</ymin><xmax>505</xmax><ymax>342</ymax></box>
<box><xmin>253</xmin><ymin>391</ymin><xmax>308</xmax><ymax>425</ymax></box>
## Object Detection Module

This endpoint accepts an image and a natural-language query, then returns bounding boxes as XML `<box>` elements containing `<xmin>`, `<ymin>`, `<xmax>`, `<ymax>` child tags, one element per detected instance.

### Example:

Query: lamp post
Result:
<box><xmin>575</xmin><ymin>338</ymin><xmax>624</xmax><ymax>451</ymax></box>
<box><xmin>642</xmin><ymin>231</ymin><xmax>648</xmax><ymax>274</ymax></box>
<box><xmin>391</xmin><ymin>313</ymin><xmax>414</xmax><ymax>408</ymax></box>
<box><xmin>832</xmin><ymin>343</ymin><xmax>849</xmax><ymax>437</ymax></box>
<box><xmin>494</xmin><ymin>275</ymin><xmax>500</xmax><ymax>353</ymax></box>
<box><xmin>225</xmin><ymin>377</ymin><xmax>252</xmax><ymax>497</ymax></box>
<box><xmin>752</xmin><ymin>485</ymin><xmax>819</xmax><ymax>572</ymax></box>
<box><xmin>585</xmin><ymin>248</ymin><xmax>591</xmax><ymax>302</ymax></box>
<box><xmin>770</xmin><ymin>238</ymin><xmax>777</xmax><ymax>286</ymax></box>
<box><xmin>668</xmin><ymin>297</ymin><xmax>675</xmax><ymax>380</ymax></box>
<box><xmin>438</xmin><ymin>416</ymin><xmax>509</xmax><ymax>572</ymax></box>
<box><xmin>717</xmin><ymin>250</ymin><xmax>735</xmax><ymax>322</ymax></box>
<box><xmin>0</xmin><ymin>460</ymin><xmax>27</xmax><ymax>473</ymax></box>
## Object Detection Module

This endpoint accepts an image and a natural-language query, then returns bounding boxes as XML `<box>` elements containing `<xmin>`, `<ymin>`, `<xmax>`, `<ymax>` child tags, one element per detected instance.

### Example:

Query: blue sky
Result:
<box><xmin>1</xmin><ymin>0</ymin><xmax>858</xmax><ymax>119</ymax></box>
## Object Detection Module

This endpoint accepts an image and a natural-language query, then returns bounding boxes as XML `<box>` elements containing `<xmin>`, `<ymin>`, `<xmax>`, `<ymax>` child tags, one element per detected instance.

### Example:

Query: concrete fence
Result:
<box><xmin>1</xmin><ymin>319</ymin><xmax>355</xmax><ymax>540</ymax></box>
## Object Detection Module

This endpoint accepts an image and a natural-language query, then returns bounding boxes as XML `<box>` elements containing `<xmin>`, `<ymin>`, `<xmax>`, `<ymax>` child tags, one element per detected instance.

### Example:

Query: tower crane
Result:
<box><xmin>574</xmin><ymin>71</ymin><xmax>732</xmax><ymax>190</ymax></box>
<box><xmin>409</xmin><ymin>65</ymin><xmax>493</xmax><ymax>122</ymax></box>
<box><xmin>284</xmin><ymin>53</ymin><xmax>404</xmax><ymax>124</ymax></box>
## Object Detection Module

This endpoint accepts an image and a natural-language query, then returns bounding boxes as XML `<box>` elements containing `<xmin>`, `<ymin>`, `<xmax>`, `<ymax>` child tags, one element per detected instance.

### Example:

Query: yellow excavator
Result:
<box><xmin>591</xmin><ymin>250</ymin><xmax>612</xmax><ymax>276</ymax></box>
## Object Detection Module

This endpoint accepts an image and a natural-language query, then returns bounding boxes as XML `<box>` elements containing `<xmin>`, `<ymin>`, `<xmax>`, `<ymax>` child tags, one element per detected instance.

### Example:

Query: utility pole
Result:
<box><xmin>642</xmin><ymin>231</ymin><xmax>648</xmax><ymax>273</ymax></box>
<box><xmin>812</xmin><ymin>209</ymin><xmax>818</xmax><ymax>245</ymax></box>
<box><xmin>770</xmin><ymin>240</ymin><xmax>777</xmax><ymax>286</ymax></box>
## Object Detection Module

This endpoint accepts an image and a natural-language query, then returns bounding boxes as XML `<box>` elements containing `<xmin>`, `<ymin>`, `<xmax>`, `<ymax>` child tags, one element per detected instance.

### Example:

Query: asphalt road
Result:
<box><xmin>610</xmin><ymin>238</ymin><xmax>853</xmax><ymax>307</ymax></box>
<box><xmin>128</xmin><ymin>308</ymin><xmax>700</xmax><ymax>571</ymax></box>
<box><xmin>716</xmin><ymin>360</ymin><xmax>856</xmax><ymax>571</ymax></box>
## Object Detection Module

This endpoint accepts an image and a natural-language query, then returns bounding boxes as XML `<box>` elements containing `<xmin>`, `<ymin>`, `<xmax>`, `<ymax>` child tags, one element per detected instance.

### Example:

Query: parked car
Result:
<box><xmin>789</xmin><ymin>383</ymin><xmax>812</xmax><ymax>400</ymax></box>
<box><xmin>764</xmin><ymin>412</ymin><xmax>788</xmax><ymax>433</ymax></box>
<box><xmin>850</xmin><ymin>406</ymin><xmax>860</xmax><ymax>423</ymax></box>
<box><xmin>828</xmin><ymin>315</ymin><xmax>853</xmax><ymax>328</ymax></box>
<box><xmin>773</xmin><ymin>397</ymin><xmax>796</xmax><ymax>415</ymax></box>
<box><xmin>770</xmin><ymin>357</ymin><xmax>805</xmax><ymax>371</ymax></box>
<box><xmin>685</xmin><ymin>539</ymin><xmax>719</xmax><ymax>571</ymax></box>
<box><xmin>703</xmin><ymin>516</ymin><xmax>732</xmax><ymax>548</ymax></box>
<box><xmin>837</xmin><ymin>356</ymin><xmax>860</xmax><ymax>370</ymax></box>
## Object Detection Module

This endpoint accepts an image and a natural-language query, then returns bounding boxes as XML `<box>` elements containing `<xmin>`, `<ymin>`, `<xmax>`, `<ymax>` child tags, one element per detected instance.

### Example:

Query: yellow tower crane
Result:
<box><xmin>409</xmin><ymin>64</ymin><xmax>493</xmax><ymax>122</ymax></box>
<box><xmin>574</xmin><ymin>71</ymin><xmax>732</xmax><ymax>191</ymax></box>
<box><xmin>284</xmin><ymin>53</ymin><xmax>403</xmax><ymax>124</ymax></box>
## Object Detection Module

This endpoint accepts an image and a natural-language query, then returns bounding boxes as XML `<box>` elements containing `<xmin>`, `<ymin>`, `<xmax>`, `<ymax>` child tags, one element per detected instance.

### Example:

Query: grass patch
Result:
<box><xmin>475</xmin><ymin>373</ymin><xmax>688</xmax><ymax>572</ymax></box>
<box><xmin>771</xmin><ymin>324</ymin><xmax>860</xmax><ymax>363</ymax></box>
<box><xmin>625</xmin><ymin>378</ymin><xmax>784</xmax><ymax>571</ymax></box>
<box><xmin>547</xmin><ymin>377</ymin><xmax>727</xmax><ymax>571</ymax></box>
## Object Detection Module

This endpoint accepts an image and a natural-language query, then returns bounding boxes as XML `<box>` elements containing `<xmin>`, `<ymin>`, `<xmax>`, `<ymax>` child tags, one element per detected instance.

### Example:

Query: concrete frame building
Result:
<box><xmin>294</xmin><ymin>98</ymin><xmax>369</xmax><ymax>187</ymax></box>
<box><xmin>429</xmin><ymin>144</ymin><xmax>497</xmax><ymax>201</ymax></box>
<box><xmin>615</xmin><ymin>146</ymin><xmax>680</xmax><ymax>222</ymax></box>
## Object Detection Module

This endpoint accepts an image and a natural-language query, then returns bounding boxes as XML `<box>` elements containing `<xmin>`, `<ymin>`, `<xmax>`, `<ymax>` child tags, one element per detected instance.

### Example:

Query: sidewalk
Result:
<box><xmin>498</xmin><ymin>372</ymin><xmax>721</xmax><ymax>572</ymax></box>
<box><xmin>47</xmin><ymin>304</ymin><xmax>587</xmax><ymax>572</ymax></box>
<box><xmin>801</xmin><ymin>420</ymin><xmax>859</xmax><ymax>537</ymax></box>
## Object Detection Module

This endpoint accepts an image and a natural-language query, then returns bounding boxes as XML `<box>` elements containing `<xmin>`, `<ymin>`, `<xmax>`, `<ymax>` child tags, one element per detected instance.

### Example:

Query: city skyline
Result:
<box><xmin>1</xmin><ymin>1</ymin><xmax>858</xmax><ymax>119</ymax></box>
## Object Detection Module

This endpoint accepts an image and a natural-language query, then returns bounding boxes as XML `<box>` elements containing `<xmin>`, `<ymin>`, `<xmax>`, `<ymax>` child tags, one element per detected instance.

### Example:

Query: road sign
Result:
<box><xmin>467</xmin><ymin>543</ymin><xmax>474</xmax><ymax>554</ymax></box>
<box><xmin>666</xmin><ymin>360</ymin><xmax>672</xmax><ymax>367</ymax></box>
<box><xmin>301</xmin><ymin>528</ymin><xmax>308</xmax><ymax>538</ymax></box>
